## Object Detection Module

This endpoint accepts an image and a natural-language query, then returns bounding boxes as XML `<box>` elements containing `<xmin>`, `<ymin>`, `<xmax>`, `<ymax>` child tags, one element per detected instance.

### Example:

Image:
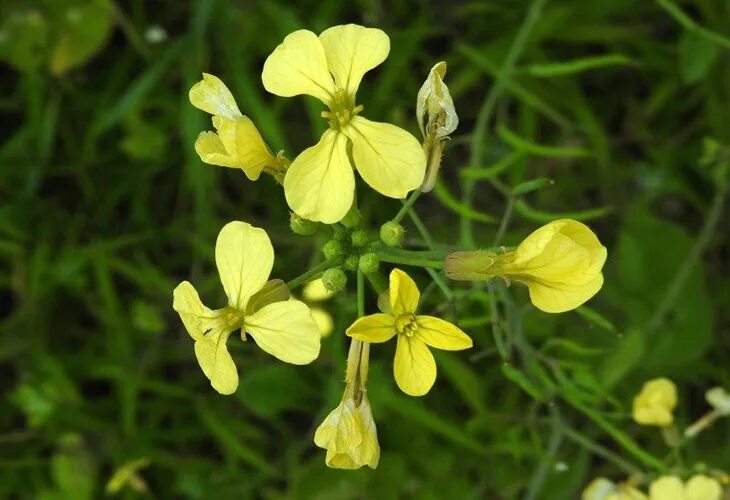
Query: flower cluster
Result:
<box><xmin>172</xmin><ymin>23</ymin><xmax>609</xmax><ymax>470</ymax></box>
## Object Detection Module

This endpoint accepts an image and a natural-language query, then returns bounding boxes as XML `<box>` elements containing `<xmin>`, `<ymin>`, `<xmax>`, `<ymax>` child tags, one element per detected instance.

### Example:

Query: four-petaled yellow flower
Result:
<box><xmin>190</xmin><ymin>73</ymin><xmax>281</xmax><ymax>180</ymax></box>
<box><xmin>649</xmin><ymin>475</ymin><xmax>722</xmax><ymax>500</ymax></box>
<box><xmin>262</xmin><ymin>24</ymin><xmax>426</xmax><ymax>224</ymax></box>
<box><xmin>347</xmin><ymin>268</ymin><xmax>472</xmax><ymax>396</ymax></box>
<box><xmin>444</xmin><ymin>219</ymin><xmax>607</xmax><ymax>313</ymax></box>
<box><xmin>172</xmin><ymin>221</ymin><xmax>320</xmax><ymax>395</ymax></box>
<box><xmin>314</xmin><ymin>392</ymin><xmax>380</xmax><ymax>469</ymax></box>
<box><xmin>632</xmin><ymin>378</ymin><xmax>678</xmax><ymax>427</ymax></box>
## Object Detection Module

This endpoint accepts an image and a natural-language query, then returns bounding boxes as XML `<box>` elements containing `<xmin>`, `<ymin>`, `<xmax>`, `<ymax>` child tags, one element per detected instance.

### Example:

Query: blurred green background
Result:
<box><xmin>1</xmin><ymin>0</ymin><xmax>729</xmax><ymax>498</ymax></box>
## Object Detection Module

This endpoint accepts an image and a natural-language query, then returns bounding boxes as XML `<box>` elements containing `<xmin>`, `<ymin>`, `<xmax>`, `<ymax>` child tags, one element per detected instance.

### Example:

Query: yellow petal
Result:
<box><xmin>194</xmin><ymin>329</ymin><xmax>238</xmax><ymax>395</ymax></box>
<box><xmin>582</xmin><ymin>478</ymin><xmax>617</xmax><ymax>500</ymax></box>
<box><xmin>346</xmin><ymin>313</ymin><xmax>396</xmax><ymax>343</ymax></box>
<box><xmin>394</xmin><ymin>336</ymin><xmax>436</xmax><ymax>396</ymax></box>
<box><xmin>389</xmin><ymin>268</ymin><xmax>420</xmax><ymax>315</ymax></box>
<box><xmin>215</xmin><ymin>221</ymin><xmax>273</xmax><ymax>310</ymax></box>
<box><xmin>302</xmin><ymin>278</ymin><xmax>335</xmax><ymax>302</ymax></box>
<box><xmin>172</xmin><ymin>281</ymin><xmax>219</xmax><ymax>340</ymax></box>
<box><xmin>261</xmin><ymin>29</ymin><xmax>336</xmax><ymax>104</ymax></box>
<box><xmin>649</xmin><ymin>476</ymin><xmax>685</xmax><ymax>500</ymax></box>
<box><xmin>189</xmin><ymin>73</ymin><xmax>241</xmax><ymax>119</ymax></box>
<box><xmin>527</xmin><ymin>273</ymin><xmax>604</xmax><ymax>314</ymax></box>
<box><xmin>685</xmin><ymin>475</ymin><xmax>722</xmax><ymax>500</ymax></box>
<box><xmin>314</xmin><ymin>395</ymin><xmax>380</xmax><ymax>469</ymax></box>
<box><xmin>318</xmin><ymin>24</ymin><xmax>389</xmax><ymax>98</ymax></box>
<box><xmin>194</xmin><ymin>131</ymin><xmax>240</xmax><ymax>169</ymax></box>
<box><xmin>343</xmin><ymin>116</ymin><xmax>426</xmax><ymax>199</ymax></box>
<box><xmin>283</xmin><ymin>129</ymin><xmax>354</xmax><ymax>224</ymax></box>
<box><xmin>244</xmin><ymin>300</ymin><xmax>321</xmax><ymax>364</ymax></box>
<box><xmin>217</xmin><ymin>115</ymin><xmax>274</xmax><ymax>180</ymax></box>
<box><xmin>311</xmin><ymin>307</ymin><xmax>334</xmax><ymax>338</ymax></box>
<box><xmin>632</xmin><ymin>378</ymin><xmax>678</xmax><ymax>427</ymax></box>
<box><xmin>415</xmin><ymin>315</ymin><xmax>472</xmax><ymax>351</ymax></box>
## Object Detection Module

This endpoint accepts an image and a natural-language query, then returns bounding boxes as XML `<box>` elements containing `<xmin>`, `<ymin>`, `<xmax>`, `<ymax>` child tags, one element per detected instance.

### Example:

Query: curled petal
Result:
<box><xmin>343</xmin><ymin>116</ymin><xmax>426</xmax><ymax>199</ymax></box>
<box><xmin>346</xmin><ymin>314</ymin><xmax>397</xmax><ymax>343</ymax></box>
<box><xmin>526</xmin><ymin>274</ymin><xmax>605</xmax><ymax>314</ymax></box>
<box><xmin>284</xmin><ymin>129</ymin><xmax>354</xmax><ymax>224</ymax></box>
<box><xmin>389</xmin><ymin>268</ymin><xmax>420</xmax><ymax>315</ymax></box>
<box><xmin>262</xmin><ymin>30</ymin><xmax>336</xmax><ymax>104</ymax></box>
<box><xmin>194</xmin><ymin>131</ymin><xmax>240</xmax><ymax>169</ymax></box>
<box><xmin>416</xmin><ymin>61</ymin><xmax>458</xmax><ymax>139</ymax></box>
<box><xmin>194</xmin><ymin>329</ymin><xmax>238</xmax><ymax>395</ymax></box>
<box><xmin>189</xmin><ymin>73</ymin><xmax>241</xmax><ymax>119</ymax></box>
<box><xmin>394</xmin><ymin>336</ymin><xmax>436</xmax><ymax>396</ymax></box>
<box><xmin>319</xmin><ymin>24</ymin><xmax>389</xmax><ymax>97</ymax></box>
<box><xmin>215</xmin><ymin>221</ymin><xmax>273</xmax><ymax>310</ymax></box>
<box><xmin>244</xmin><ymin>300</ymin><xmax>321</xmax><ymax>365</ymax></box>
<box><xmin>415</xmin><ymin>316</ymin><xmax>472</xmax><ymax>351</ymax></box>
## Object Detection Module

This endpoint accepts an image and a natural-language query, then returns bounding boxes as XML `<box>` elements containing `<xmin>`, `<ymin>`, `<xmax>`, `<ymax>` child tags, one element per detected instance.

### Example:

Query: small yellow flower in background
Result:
<box><xmin>303</xmin><ymin>278</ymin><xmax>335</xmax><ymax>302</ymax></box>
<box><xmin>649</xmin><ymin>475</ymin><xmax>722</xmax><ymax>500</ymax></box>
<box><xmin>189</xmin><ymin>74</ymin><xmax>281</xmax><ymax>180</ymax></box>
<box><xmin>172</xmin><ymin>221</ymin><xmax>320</xmax><ymax>394</ymax></box>
<box><xmin>262</xmin><ymin>24</ymin><xmax>426</xmax><ymax>223</ymax></box>
<box><xmin>346</xmin><ymin>268</ymin><xmax>472</xmax><ymax>396</ymax></box>
<box><xmin>314</xmin><ymin>392</ymin><xmax>380</xmax><ymax>469</ymax></box>
<box><xmin>311</xmin><ymin>308</ymin><xmax>334</xmax><ymax>338</ymax></box>
<box><xmin>706</xmin><ymin>386</ymin><xmax>730</xmax><ymax>415</ymax></box>
<box><xmin>632</xmin><ymin>378</ymin><xmax>678</xmax><ymax>427</ymax></box>
<box><xmin>444</xmin><ymin>219</ymin><xmax>607</xmax><ymax>313</ymax></box>
<box><xmin>416</xmin><ymin>61</ymin><xmax>458</xmax><ymax>192</ymax></box>
<box><xmin>582</xmin><ymin>478</ymin><xmax>647</xmax><ymax>500</ymax></box>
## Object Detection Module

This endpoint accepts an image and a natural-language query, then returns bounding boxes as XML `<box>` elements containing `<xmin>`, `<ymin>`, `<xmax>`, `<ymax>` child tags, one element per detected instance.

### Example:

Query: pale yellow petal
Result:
<box><xmin>261</xmin><ymin>29</ymin><xmax>336</xmax><ymax>104</ymax></box>
<box><xmin>649</xmin><ymin>476</ymin><xmax>685</xmax><ymax>500</ymax></box>
<box><xmin>283</xmin><ymin>129</ymin><xmax>354</xmax><ymax>224</ymax></box>
<box><xmin>194</xmin><ymin>329</ymin><xmax>238</xmax><ymax>395</ymax></box>
<box><xmin>231</xmin><ymin>116</ymin><xmax>275</xmax><ymax>180</ymax></box>
<box><xmin>389</xmin><ymin>268</ymin><xmax>420</xmax><ymax>315</ymax></box>
<box><xmin>303</xmin><ymin>278</ymin><xmax>335</xmax><ymax>302</ymax></box>
<box><xmin>343</xmin><ymin>116</ymin><xmax>426</xmax><ymax>199</ymax></box>
<box><xmin>314</xmin><ymin>396</ymin><xmax>379</xmax><ymax>470</ymax></box>
<box><xmin>526</xmin><ymin>273</ymin><xmax>604</xmax><ymax>313</ymax></box>
<box><xmin>189</xmin><ymin>73</ymin><xmax>241</xmax><ymax>119</ymax></box>
<box><xmin>346</xmin><ymin>314</ymin><xmax>396</xmax><ymax>343</ymax></box>
<box><xmin>416</xmin><ymin>61</ymin><xmax>458</xmax><ymax>139</ymax></box>
<box><xmin>318</xmin><ymin>24</ymin><xmax>389</xmax><ymax>97</ymax></box>
<box><xmin>685</xmin><ymin>475</ymin><xmax>722</xmax><ymax>500</ymax></box>
<box><xmin>311</xmin><ymin>307</ymin><xmax>334</xmax><ymax>338</ymax></box>
<box><xmin>172</xmin><ymin>281</ymin><xmax>219</xmax><ymax>340</ymax></box>
<box><xmin>215</xmin><ymin>221</ymin><xmax>273</xmax><ymax>310</ymax></box>
<box><xmin>244</xmin><ymin>300</ymin><xmax>321</xmax><ymax>364</ymax></box>
<box><xmin>194</xmin><ymin>132</ymin><xmax>240</xmax><ymax>168</ymax></box>
<box><xmin>394</xmin><ymin>336</ymin><xmax>436</xmax><ymax>396</ymax></box>
<box><xmin>415</xmin><ymin>315</ymin><xmax>473</xmax><ymax>351</ymax></box>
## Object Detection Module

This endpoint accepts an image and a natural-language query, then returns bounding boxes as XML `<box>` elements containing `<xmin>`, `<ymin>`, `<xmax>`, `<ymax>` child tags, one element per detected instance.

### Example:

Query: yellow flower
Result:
<box><xmin>346</xmin><ymin>268</ymin><xmax>472</xmax><ymax>396</ymax></box>
<box><xmin>632</xmin><ymin>378</ymin><xmax>678</xmax><ymax>426</ymax></box>
<box><xmin>582</xmin><ymin>478</ymin><xmax>647</xmax><ymax>500</ymax></box>
<box><xmin>262</xmin><ymin>24</ymin><xmax>426</xmax><ymax>223</ymax></box>
<box><xmin>649</xmin><ymin>475</ymin><xmax>722</xmax><ymax>500</ymax></box>
<box><xmin>172</xmin><ymin>221</ymin><xmax>320</xmax><ymax>394</ymax></box>
<box><xmin>444</xmin><ymin>219</ymin><xmax>607</xmax><ymax>313</ymax></box>
<box><xmin>706</xmin><ymin>386</ymin><xmax>730</xmax><ymax>415</ymax></box>
<box><xmin>303</xmin><ymin>278</ymin><xmax>335</xmax><ymax>302</ymax></box>
<box><xmin>189</xmin><ymin>73</ymin><xmax>279</xmax><ymax>180</ymax></box>
<box><xmin>313</xmin><ymin>392</ymin><xmax>380</xmax><ymax>469</ymax></box>
<box><xmin>416</xmin><ymin>61</ymin><xmax>458</xmax><ymax>192</ymax></box>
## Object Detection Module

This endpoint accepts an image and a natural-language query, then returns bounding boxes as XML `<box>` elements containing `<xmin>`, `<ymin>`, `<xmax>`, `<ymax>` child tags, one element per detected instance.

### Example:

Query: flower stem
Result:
<box><xmin>377</xmin><ymin>253</ymin><xmax>444</xmax><ymax>269</ymax></box>
<box><xmin>393</xmin><ymin>188</ymin><xmax>422</xmax><ymax>223</ymax></box>
<box><xmin>285</xmin><ymin>258</ymin><xmax>339</xmax><ymax>290</ymax></box>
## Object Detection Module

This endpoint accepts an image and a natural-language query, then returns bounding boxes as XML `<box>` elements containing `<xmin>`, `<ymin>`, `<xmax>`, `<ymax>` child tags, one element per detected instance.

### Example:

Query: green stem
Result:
<box><xmin>285</xmin><ymin>258</ymin><xmax>339</xmax><ymax>290</ymax></box>
<box><xmin>493</xmin><ymin>195</ymin><xmax>516</xmax><ymax>247</ymax></box>
<box><xmin>377</xmin><ymin>253</ymin><xmax>443</xmax><ymax>269</ymax></box>
<box><xmin>393</xmin><ymin>188</ymin><xmax>422</xmax><ymax>223</ymax></box>
<box><xmin>460</xmin><ymin>0</ymin><xmax>547</xmax><ymax>248</ymax></box>
<box><xmin>524</xmin><ymin>405</ymin><xmax>564</xmax><ymax>500</ymax></box>
<box><xmin>357</xmin><ymin>269</ymin><xmax>365</xmax><ymax>317</ymax></box>
<box><xmin>407</xmin><ymin>208</ymin><xmax>437</xmax><ymax>249</ymax></box>
<box><xmin>560</xmin><ymin>426</ymin><xmax>642</xmax><ymax>475</ymax></box>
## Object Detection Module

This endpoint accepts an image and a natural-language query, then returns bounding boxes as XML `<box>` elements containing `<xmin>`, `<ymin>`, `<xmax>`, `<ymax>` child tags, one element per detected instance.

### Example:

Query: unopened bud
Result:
<box><xmin>323</xmin><ymin>240</ymin><xmax>344</xmax><ymax>261</ymax></box>
<box><xmin>380</xmin><ymin>221</ymin><xmax>404</xmax><ymax>247</ymax></box>
<box><xmin>344</xmin><ymin>255</ymin><xmax>359</xmax><ymax>272</ymax></box>
<box><xmin>444</xmin><ymin>250</ymin><xmax>499</xmax><ymax>281</ymax></box>
<box><xmin>351</xmin><ymin>230</ymin><xmax>370</xmax><ymax>248</ymax></box>
<box><xmin>321</xmin><ymin>267</ymin><xmax>347</xmax><ymax>293</ymax></box>
<box><xmin>341</xmin><ymin>205</ymin><xmax>362</xmax><ymax>228</ymax></box>
<box><xmin>358</xmin><ymin>253</ymin><xmax>380</xmax><ymax>274</ymax></box>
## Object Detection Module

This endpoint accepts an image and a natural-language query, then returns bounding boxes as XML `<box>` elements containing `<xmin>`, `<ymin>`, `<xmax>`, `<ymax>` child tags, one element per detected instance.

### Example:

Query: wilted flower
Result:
<box><xmin>648</xmin><ymin>475</ymin><xmax>722</xmax><ymax>500</ymax></box>
<box><xmin>445</xmin><ymin>219</ymin><xmax>606</xmax><ymax>313</ymax></box>
<box><xmin>632</xmin><ymin>378</ymin><xmax>677</xmax><ymax>427</ymax></box>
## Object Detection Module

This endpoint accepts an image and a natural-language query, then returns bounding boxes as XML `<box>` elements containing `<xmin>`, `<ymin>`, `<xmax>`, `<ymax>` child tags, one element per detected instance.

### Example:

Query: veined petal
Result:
<box><xmin>389</xmin><ymin>268</ymin><xmax>420</xmax><ymax>315</ymax></box>
<box><xmin>194</xmin><ymin>328</ymin><xmax>238</xmax><ymax>395</ymax></box>
<box><xmin>526</xmin><ymin>273</ymin><xmax>604</xmax><ymax>313</ymax></box>
<box><xmin>172</xmin><ymin>281</ymin><xmax>220</xmax><ymax>340</ymax></box>
<box><xmin>189</xmin><ymin>73</ymin><xmax>241</xmax><ymax>119</ymax></box>
<box><xmin>262</xmin><ymin>29</ymin><xmax>336</xmax><ymax>104</ymax></box>
<box><xmin>394</xmin><ymin>335</ymin><xmax>436</xmax><ymax>396</ymax></box>
<box><xmin>283</xmin><ymin>129</ymin><xmax>354</xmax><ymax>224</ymax></box>
<box><xmin>346</xmin><ymin>313</ymin><xmax>396</xmax><ymax>343</ymax></box>
<box><xmin>318</xmin><ymin>24</ymin><xmax>389</xmax><ymax>98</ymax></box>
<box><xmin>244</xmin><ymin>300</ymin><xmax>321</xmax><ymax>364</ymax></box>
<box><xmin>194</xmin><ymin>132</ymin><xmax>240</xmax><ymax>168</ymax></box>
<box><xmin>343</xmin><ymin>116</ymin><xmax>426</xmax><ymax>199</ymax></box>
<box><xmin>415</xmin><ymin>316</ymin><xmax>472</xmax><ymax>351</ymax></box>
<box><xmin>215</xmin><ymin>221</ymin><xmax>273</xmax><ymax>310</ymax></box>
<box><xmin>208</xmin><ymin>116</ymin><xmax>275</xmax><ymax>180</ymax></box>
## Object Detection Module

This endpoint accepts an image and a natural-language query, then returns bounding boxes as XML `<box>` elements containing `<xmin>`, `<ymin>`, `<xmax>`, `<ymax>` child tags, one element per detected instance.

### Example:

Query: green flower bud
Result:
<box><xmin>380</xmin><ymin>221</ymin><xmax>404</xmax><ymax>247</ymax></box>
<box><xmin>321</xmin><ymin>267</ymin><xmax>347</xmax><ymax>292</ymax></box>
<box><xmin>351</xmin><ymin>230</ymin><xmax>370</xmax><ymax>248</ymax></box>
<box><xmin>322</xmin><ymin>240</ymin><xmax>344</xmax><ymax>261</ymax></box>
<box><xmin>341</xmin><ymin>205</ymin><xmax>362</xmax><ymax>228</ymax></box>
<box><xmin>344</xmin><ymin>255</ymin><xmax>359</xmax><ymax>272</ymax></box>
<box><xmin>358</xmin><ymin>253</ymin><xmax>380</xmax><ymax>274</ymax></box>
<box><xmin>290</xmin><ymin>213</ymin><xmax>319</xmax><ymax>236</ymax></box>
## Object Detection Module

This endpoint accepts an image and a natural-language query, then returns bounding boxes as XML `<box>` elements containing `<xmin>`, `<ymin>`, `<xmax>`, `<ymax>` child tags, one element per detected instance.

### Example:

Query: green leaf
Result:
<box><xmin>679</xmin><ymin>31</ymin><xmax>719</xmax><ymax>84</ymax></box>
<box><xmin>525</xmin><ymin>54</ymin><xmax>635</xmax><ymax>77</ymax></box>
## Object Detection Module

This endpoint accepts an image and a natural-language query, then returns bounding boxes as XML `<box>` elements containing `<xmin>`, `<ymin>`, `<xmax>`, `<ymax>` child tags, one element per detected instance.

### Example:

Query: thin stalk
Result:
<box><xmin>393</xmin><ymin>188</ymin><xmax>422</xmax><ymax>223</ymax></box>
<box><xmin>377</xmin><ymin>253</ymin><xmax>443</xmax><ymax>269</ymax></box>
<box><xmin>285</xmin><ymin>258</ymin><xmax>339</xmax><ymax>290</ymax></box>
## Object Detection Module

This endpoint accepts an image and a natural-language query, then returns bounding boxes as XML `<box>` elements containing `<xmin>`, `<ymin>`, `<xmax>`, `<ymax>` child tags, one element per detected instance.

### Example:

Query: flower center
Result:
<box><xmin>395</xmin><ymin>313</ymin><xmax>418</xmax><ymax>338</ymax></box>
<box><xmin>219</xmin><ymin>307</ymin><xmax>244</xmax><ymax>331</ymax></box>
<box><xmin>321</xmin><ymin>89</ymin><xmax>363</xmax><ymax>130</ymax></box>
